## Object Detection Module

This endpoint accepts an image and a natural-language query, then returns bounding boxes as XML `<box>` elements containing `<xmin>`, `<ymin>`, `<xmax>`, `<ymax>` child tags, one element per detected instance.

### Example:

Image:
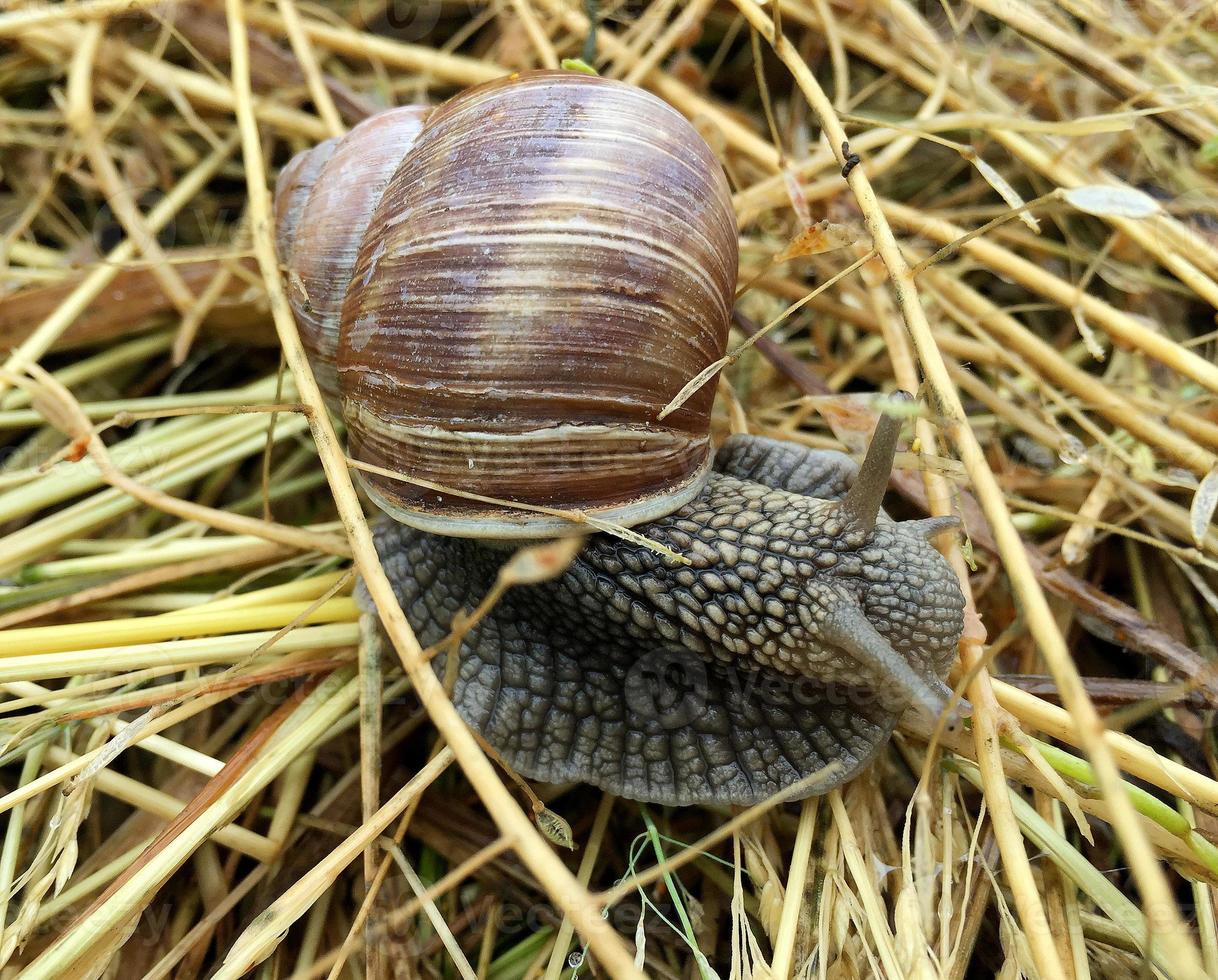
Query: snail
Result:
<box><xmin>276</xmin><ymin>70</ymin><xmax>967</xmax><ymax>805</ymax></box>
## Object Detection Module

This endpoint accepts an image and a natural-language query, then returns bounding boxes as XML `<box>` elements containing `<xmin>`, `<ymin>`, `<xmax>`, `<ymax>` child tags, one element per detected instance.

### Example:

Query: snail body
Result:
<box><xmin>277</xmin><ymin>71</ymin><xmax>966</xmax><ymax>805</ymax></box>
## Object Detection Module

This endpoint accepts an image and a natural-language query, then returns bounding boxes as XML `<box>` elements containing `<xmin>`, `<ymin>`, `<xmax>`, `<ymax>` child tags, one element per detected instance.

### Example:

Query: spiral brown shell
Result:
<box><xmin>274</xmin><ymin>107</ymin><xmax>428</xmax><ymax>404</ymax></box>
<box><xmin>279</xmin><ymin>71</ymin><xmax>738</xmax><ymax>537</ymax></box>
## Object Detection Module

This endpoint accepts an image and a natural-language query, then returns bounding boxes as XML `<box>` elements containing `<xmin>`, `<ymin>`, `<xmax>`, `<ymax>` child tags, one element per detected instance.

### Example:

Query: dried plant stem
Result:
<box><xmin>542</xmin><ymin>792</ymin><xmax>615</xmax><ymax>980</ymax></box>
<box><xmin>0</xmin><ymin>135</ymin><xmax>238</xmax><ymax>401</ymax></box>
<box><xmin>741</xmin><ymin>19</ymin><xmax>1063</xmax><ymax>980</ymax></box>
<box><xmin>882</xmin><ymin>199</ymin><xmax>1218</xmax><ymax>397</ymax></box>
<box><xmin>0</xmin><ymin>375</ymin><xmax>287</xmax><ymax>516</ymax></box>
<box><xmin>37</xmin><ymin>743</ymin><xmax>277</xmax><ymax>861</ymax></box>
<box><xmin>1045</xmin><ymin>799</ymin><xmax>1090</xmax><ymax>979</ymax></box>
<box><xmin>0</xmin><ymin>331</ymin><xmax>171</xmax><ymax>413</ymax></box>
<box><xmin>275</xmin><ymin>0</ymin><xmax>344</xmax><ymax>137</ymax></box>
<box><xmin>2</xmin><ymin>1</ymin><xmax>1214</xmax><ymax>973</ymax></box>
<box><xmin>856</xmin><ymin>150</ymin><xmax>1039</xmax><ymax>980</ymax></box>
<box><xmin>67</xmin><ymin>22</ymin><xmax>197</xmax><ymax>320</ymax></box>
<box><xmin>596</xmin><ymin>763</ymin><xmax>844</xmax><ymax>908</ymax></box>
<box><xmin>31</xmin><ymin>839</ymin><xmax>151</xmax><ymax>931</ymax></box>
<box><xmin>101</xmin><ymin>32</ymin><xmax>330</xmax><ymax>140</ymax></box>
<box><xmin>0</xmin><ymin>654</ymin><xmax>347</xmax><ymax>816</ymax></box>
<box><xmin>0</xmin><ymin>0</ymin><xmax>169</xmax><ymax>37</ymax></box>
<box><xmin>213</xmin><ymin>748</ymin><xmax>456</xmax><ymax>979</ymax></box>
<box><xmin>925</xmin><ymin>271</ymin><xmax>1216</xmax><ymax>475</ymax></box>
<box><xmin>622</xmin><ymin>0</ymin><xmax>713</xmax><ymax>86</ymax></box>
<box><xmin>812</xmin><ymin>1</ymin><xmax>1218</xmax><ymax>291</ymax></box>
<box><xmin>141</xmin><ymin>856</ymin><xmax>274</xmax><ymax>980</ymax></box>
<box><xmin>172</xmin><ymin>262</ymin><xmax>233</xmax><ymax>364</ymax></box>
<box><xmin>391</xmin><ymin>842</ymin><xmax>479</xmax><ymax>980</ymax></box>
<box><xmin>0</xmin><ymin>746</ymin><xmax>48</xmax><ymax>953</ymax></box>
<box><xmin>969</xmin><ymin>0</ymin><xmax>1211</xmax><ymax>146</ymax></box>
<box><xmin>734</xmin><ymin>125</ymin><xmax>902</xmax><ymax>222</ymax></box>
<box><xmin>753</xmin><ymin>274</ymin><xmax>999</xmax><ymax>364</ymax></box>
<box><xmin>19</xmin><ymin>672</ymin><xmax>358</xmax><ymax>978</ymax></box>
<box><xmin>241</xmin><ymin>5</ymin><xmax>503</xmax><ymax>87</ymax></box>
<box><xmin>531</xmin><ymin>0</ymin><xmax>780</xmax><ymax>169</ymax></box>
<box><xmin>608</xmin><ymin>0</ymin><xmax>677</xmax><ymax>74</ymax></box>
<box><xmin>91</xmin><ymin>452</ymin><xmax>351</xmax><ymax>558</ymax></box>
<box><xmin>994</xmin><ymin>680</ymin><xmax>1218</xmax><ymax>813</ymax></box>
<box><xmin>1</xmin><ymin>598</ymin><xmax>357</xmax><ymax>657</ymax></box>
<box><xmin>0</xmin><ymin>425</ymin><xmax>309</xmax><ymax>574</ymax></box>
<box><xmin>770</xmin><ymin>796</ymin><xmax>817</xmax><ymax>976</ymax></box>
<box><xmin>953</xmin><ymin>759</ymin><xmax>1172</xmax><ymax>972</ymax></box>
<box><xmin>356</xmin><ymin>618</ymin><xmax>382</xmax><ymax>974</ymax></box>
<box><xmin>732</xmin><ymin>1</ymin><xmax>1207</xmax><ymax>976</ymax></box>
<box><xmin>222</xmin><ymin>2</ymin><xmax>644</xmax><ymax>974</ymax></box>
<box><xmin>0</xmin><ymin>542</ymin><xmax>288</xmax><ymax>629</ymax></box>
<box><xmin>828</xmin><ymin>790</ymin><xmax>902</xmax><ymax>974</ymax></box>
<box><xmin>0</xmin><ymin>622</ymin><xmax>360</xmax><ymax>684</ymax></box>
<box><xmin>21</xmin><ymin>533</ymin><xmax>314</xmax><ymax>581</ymax></box>
<box><xmin>8</xmin><ymin>681</ymin><xmax>221</xmax><ymax>775</ymax></box>
<box><xmin>508</xmin><ymin>0</ymin><xmax>561</xmax><ymax>69</ymax></box>
<box><xmin>0</xmin><ymin>391</ymin><xmax>300</xmax><ymax>430</ymax></box>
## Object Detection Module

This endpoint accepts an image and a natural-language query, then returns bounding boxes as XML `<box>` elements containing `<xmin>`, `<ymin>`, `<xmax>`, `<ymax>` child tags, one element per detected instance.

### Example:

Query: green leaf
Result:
<box><xmin>1198</xmin><ymin>135</ymin><xmax>1218</xmax><ymax>166</ymax></box>
<box><xmin>560</xmin><ymin>58</ymin><xmax>599</xmax><ymax>75</ymax></box>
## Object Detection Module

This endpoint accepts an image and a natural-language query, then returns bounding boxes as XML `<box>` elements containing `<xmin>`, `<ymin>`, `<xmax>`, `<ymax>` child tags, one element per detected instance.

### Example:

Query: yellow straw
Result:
<box><xmin>1</xmin><ymin>598</ymin><xmax>360</xmax><ymax>657</ymax></box>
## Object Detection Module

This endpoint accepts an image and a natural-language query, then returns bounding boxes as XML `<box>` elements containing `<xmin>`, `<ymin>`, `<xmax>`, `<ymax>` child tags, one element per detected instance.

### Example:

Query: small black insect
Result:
<box><xmin>841</xmin><ymin>141</ymin><xmax>861</xmax><ymax>178</ymax></box>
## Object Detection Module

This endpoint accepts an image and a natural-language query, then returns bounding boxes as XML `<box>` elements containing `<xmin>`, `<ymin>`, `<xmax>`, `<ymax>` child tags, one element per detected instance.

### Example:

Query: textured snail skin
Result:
<box><xmin>362</xmin><ymin>427</ymin><xmax>966</xmax><ymax>805</ymax></box>
<box><xmin>279</xmin><ymin>73</ymin><xmax>967</xmax><ymax>802</ymax></box>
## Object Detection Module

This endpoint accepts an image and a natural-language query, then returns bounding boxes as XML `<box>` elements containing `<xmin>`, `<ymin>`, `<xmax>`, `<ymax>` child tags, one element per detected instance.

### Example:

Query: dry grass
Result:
<box><xmin>2</xmin><ymin>0</ymin><xmax>1218</xmax><ymax>977</ymax></box>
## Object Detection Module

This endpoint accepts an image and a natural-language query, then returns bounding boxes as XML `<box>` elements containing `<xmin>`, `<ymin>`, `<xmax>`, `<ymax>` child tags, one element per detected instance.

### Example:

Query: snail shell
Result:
<box><xmin>278</xmin><ymin>71</ymin><xmax>737</xmax><ymax>537</ymax></box>
<box><xmin>274</xmin><ymin>107</ymin><xmax>429</xmax><ymax>404</ymax></box>
<box><xmin>273</xmin><ymin>135</ymin><xmax>334</xmax><ymax>268</ymax></box>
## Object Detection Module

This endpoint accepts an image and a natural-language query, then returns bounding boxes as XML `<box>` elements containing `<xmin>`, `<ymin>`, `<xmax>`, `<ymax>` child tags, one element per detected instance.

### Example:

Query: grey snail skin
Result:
<box><xmin>276</xmin><ymin>70</ymin><xmax>967</xmax><ymax>805</ymax></box>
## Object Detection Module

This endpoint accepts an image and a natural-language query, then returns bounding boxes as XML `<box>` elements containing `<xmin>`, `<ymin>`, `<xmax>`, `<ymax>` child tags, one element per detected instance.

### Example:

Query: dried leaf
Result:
<box><xmin>1003</xmin><ymin>113</ymin><xmax>1133</xmax><ymax>134</ymax></box>
<box><xmin>774</xmin><ymin>219</ymin><xmax>864</xmax><ymax>262</ymax></box>
<box><xmin>1190</xmin><ymin>467</ymin><xmax>1218</xmax><ymax>547</ymax></box>
<box><xmin>501</xmin><ymin>537</ymin><xmax>584</xmax><ymax>585</ymax></box>
<box><xmin>1062</xmin><ymin>184</ymin><xmax>1161</xmax><ymax>219</ymax></box>
<box><xmin>961</xmin><ymin>607</ymin><xmax>988</xmax><ymax>646</ymax></box>
<box><xmin>781</xmin><ymin>167</ymin><xmax>812</xmax><ymax>228</ymax></box>
<box><xmin>973</xmin><ymin>157</ymin><xmax>1039</xmax><ymax>231</ymax></box>
<box><xmin>1071</xmin><ymin>307</ymin><xmax>1107</xmax><ymax>361</ymax></box>
<box><xmin>812</xmin><ymin>392</ymin><xmax>918</xmax><ymax>454</ymax></box>
<box><xmin>535</xmin><ymin>807</ymin><xmax>575</xmax><ymax>849</ymax></box>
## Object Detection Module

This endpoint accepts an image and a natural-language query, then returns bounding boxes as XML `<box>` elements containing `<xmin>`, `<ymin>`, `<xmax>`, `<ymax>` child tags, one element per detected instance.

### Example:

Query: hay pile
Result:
<box><xmin>2</xmin><ymin>1</ymin><xmax>1217</xmax><ymax>977</ymax></box>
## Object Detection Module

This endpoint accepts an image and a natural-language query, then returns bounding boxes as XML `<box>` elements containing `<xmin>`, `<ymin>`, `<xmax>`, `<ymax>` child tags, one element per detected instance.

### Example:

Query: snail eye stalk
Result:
<box><xmin>838</xmin><ymin>391</ymin><xmax>912</xmax><ymax>535</ymax></box>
